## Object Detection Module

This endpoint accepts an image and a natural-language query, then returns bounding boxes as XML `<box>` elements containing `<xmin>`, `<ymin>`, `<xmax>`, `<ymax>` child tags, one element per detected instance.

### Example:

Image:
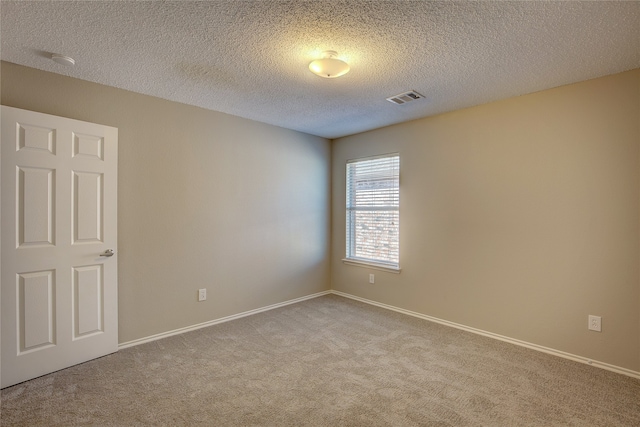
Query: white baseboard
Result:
<box><xmin>331</xmin><ymin>290</ymin><xmax>640</xmax><ymax>380</ymax></box>
<box><xmin>118</xmin><ymin>290</ymin><xmax>332</xmax><ymax>349</ymax></box>
<box><xmin>118</xmin><ymin>288</ymin><xmax>639</xmax><ymax>380</ymax></box>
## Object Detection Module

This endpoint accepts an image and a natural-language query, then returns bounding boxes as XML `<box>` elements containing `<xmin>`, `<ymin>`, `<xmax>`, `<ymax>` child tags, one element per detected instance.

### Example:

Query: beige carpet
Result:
<box><xmin>2</xmin><ymin>294</ymin><xmax>639</xmax><ymax>426</ymax></box>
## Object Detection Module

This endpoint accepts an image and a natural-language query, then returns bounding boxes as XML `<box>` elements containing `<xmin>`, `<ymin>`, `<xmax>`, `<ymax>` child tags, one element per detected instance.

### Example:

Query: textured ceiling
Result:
<box><xmin>1</xmin><ymin>1</ymin><xmax>639</xmax><ymax>139</ymax></box>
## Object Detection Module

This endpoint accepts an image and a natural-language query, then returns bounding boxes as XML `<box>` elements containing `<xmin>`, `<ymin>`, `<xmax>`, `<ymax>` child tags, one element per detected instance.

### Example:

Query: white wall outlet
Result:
<box><xmin>198</xmin><ymin>288</ymin><xmax>207</xmax><ymax>302</ymax></box>
<box><xmin>369</xmin><ymin>273</ymin><xmax>375</xmax><ymax>284</ymax></box>
<box><xmin>588</xmin><ymin>315</ymin><xmax>601</xmax><ymax>332</ymax></box>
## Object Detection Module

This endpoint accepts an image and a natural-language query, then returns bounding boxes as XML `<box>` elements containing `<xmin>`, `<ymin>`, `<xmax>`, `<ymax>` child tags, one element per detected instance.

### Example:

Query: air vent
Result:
<box><xmin>386</xmin><ymin>90</ymin><xmax>424</xmax><ymax>105</ymax></box>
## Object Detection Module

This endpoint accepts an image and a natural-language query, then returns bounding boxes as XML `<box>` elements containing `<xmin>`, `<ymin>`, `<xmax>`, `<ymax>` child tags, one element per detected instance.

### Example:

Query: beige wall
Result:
<box><xmin>3</xmin><ymin>60</ymin><xmax>639</xmax><ymax>373</ymax></box>
<box><xmin>332</xmin><ymin>69</ymin><xmax>640</xmax><ymax>372</ymax></box>
<box><xmin>1</xmin><ymin>61</ymin><xmax>331</xmax><ymax>344</ymax></box>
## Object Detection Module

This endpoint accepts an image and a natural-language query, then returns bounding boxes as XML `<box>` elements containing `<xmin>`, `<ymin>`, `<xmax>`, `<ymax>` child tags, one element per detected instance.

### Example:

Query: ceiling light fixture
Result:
<box><xmin>51</xmin><ymin>54</ymin><xmax>75</xmax><ymax>66</ymax></box>
<box><xmin>309</xmin><ymin>50</ymin><xmax>350</xmax><ymax>78</ymax></box>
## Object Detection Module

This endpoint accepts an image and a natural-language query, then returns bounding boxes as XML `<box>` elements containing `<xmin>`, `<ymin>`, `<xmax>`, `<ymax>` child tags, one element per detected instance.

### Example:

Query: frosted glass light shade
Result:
<box><xmin>51</xmin><ymin>54</ymin><xmax>75</xmax><ymax>66</ymax></box>
<box><xmin>309</xmin><ymin>51</ymin><xmax>350</xmax><ymax>78</ymax></box>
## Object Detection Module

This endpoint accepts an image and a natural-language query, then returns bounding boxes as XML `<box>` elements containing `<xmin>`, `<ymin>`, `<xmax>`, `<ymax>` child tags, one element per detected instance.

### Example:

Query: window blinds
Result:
<box><xmin>346</xmin><ymin>154</ymin><xmax>399</xmax><ymax>266</ymax></box>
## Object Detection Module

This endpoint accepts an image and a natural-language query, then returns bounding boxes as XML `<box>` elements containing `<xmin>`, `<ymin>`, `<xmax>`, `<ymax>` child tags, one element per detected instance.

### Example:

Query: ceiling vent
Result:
<box><xmin>386</xmin><ymin>90</ymin><xmax>424</xmax><ymax>105</ymax></box>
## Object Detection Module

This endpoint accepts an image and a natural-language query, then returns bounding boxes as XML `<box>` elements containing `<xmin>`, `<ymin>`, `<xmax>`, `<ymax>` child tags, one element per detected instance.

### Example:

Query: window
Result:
<box><xmin>345</xmin><ymin>154</ymin><xmax>400</xmax><ymax>270</ymax></box>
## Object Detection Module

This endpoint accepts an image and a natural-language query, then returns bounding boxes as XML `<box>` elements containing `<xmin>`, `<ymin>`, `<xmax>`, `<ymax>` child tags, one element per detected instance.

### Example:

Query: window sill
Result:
<box><xmin>342</xmin><ymin>259</ymin><xmax>401</xmax><ymax>274</ymax></box>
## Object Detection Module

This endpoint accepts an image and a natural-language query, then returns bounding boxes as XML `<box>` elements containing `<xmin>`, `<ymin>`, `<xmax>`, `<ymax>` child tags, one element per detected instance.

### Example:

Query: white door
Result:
<box><xmin>1</xmin><ymin>106</ymin><xmax>118</xmax><ymax>388</ymax></box>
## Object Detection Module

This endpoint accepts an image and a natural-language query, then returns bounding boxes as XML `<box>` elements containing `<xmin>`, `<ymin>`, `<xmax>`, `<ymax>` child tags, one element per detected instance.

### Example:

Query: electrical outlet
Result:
<box><xmin>588</xmin><ymin>315</ymin><xmax>601</xmax><ymax>332</ymax></box>
<box><xmin>198</xmin><ymin>288</ymin><xmax>207</xmax><ymax>302</ymax></box>
<box><xmin>369</xmin><ymin>274</ymin><xmax>375</xmax><ymax>284</ymax></box>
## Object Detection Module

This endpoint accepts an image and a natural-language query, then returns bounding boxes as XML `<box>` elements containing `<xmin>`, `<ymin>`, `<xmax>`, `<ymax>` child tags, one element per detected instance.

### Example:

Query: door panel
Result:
<box><xmin>17</xmin><ymin>124</ymin><xmax>56</xmax><ymax>154</ymax></box>
<box><xmin>18</xmin><ymin>167</ymin><xmax>56</xmax><ymax>247</ymax></box>
<box><xmin>2</xmin><ymin>106</ymin><xmax>118</xmax><ymax>388</ymax></box>
<box><xmin>19</xmin><ymin>269</ymin><xmax>55</xmax><ymax>352</ymax></box>
<box><xmin>72</xmin><ymin>264</ymin><xmax>103</xmax><ymax>338</ymax></box>
<box><xmin>73</xmin><ymin>133</ymin><xmax>103</xmax><ymax>160</ymax></box>
<box><xmin>72</xmin><ymin>171</ymin><xmax>103</xmax><ymax>244</ymax></box>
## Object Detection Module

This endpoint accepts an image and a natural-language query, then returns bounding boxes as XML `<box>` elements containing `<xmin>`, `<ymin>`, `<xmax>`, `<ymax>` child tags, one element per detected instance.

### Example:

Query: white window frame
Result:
<box><xmin>343</xmin><ymin>153</ymin><xmax>400</xmax><ymax>273</ymax></box>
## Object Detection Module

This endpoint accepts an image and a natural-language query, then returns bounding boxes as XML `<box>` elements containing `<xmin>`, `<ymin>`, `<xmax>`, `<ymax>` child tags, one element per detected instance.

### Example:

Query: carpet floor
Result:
<box><xmin>1</xmin><ymin>294</ymin><xmax>639</xmax><ymax>426</ymax></box>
